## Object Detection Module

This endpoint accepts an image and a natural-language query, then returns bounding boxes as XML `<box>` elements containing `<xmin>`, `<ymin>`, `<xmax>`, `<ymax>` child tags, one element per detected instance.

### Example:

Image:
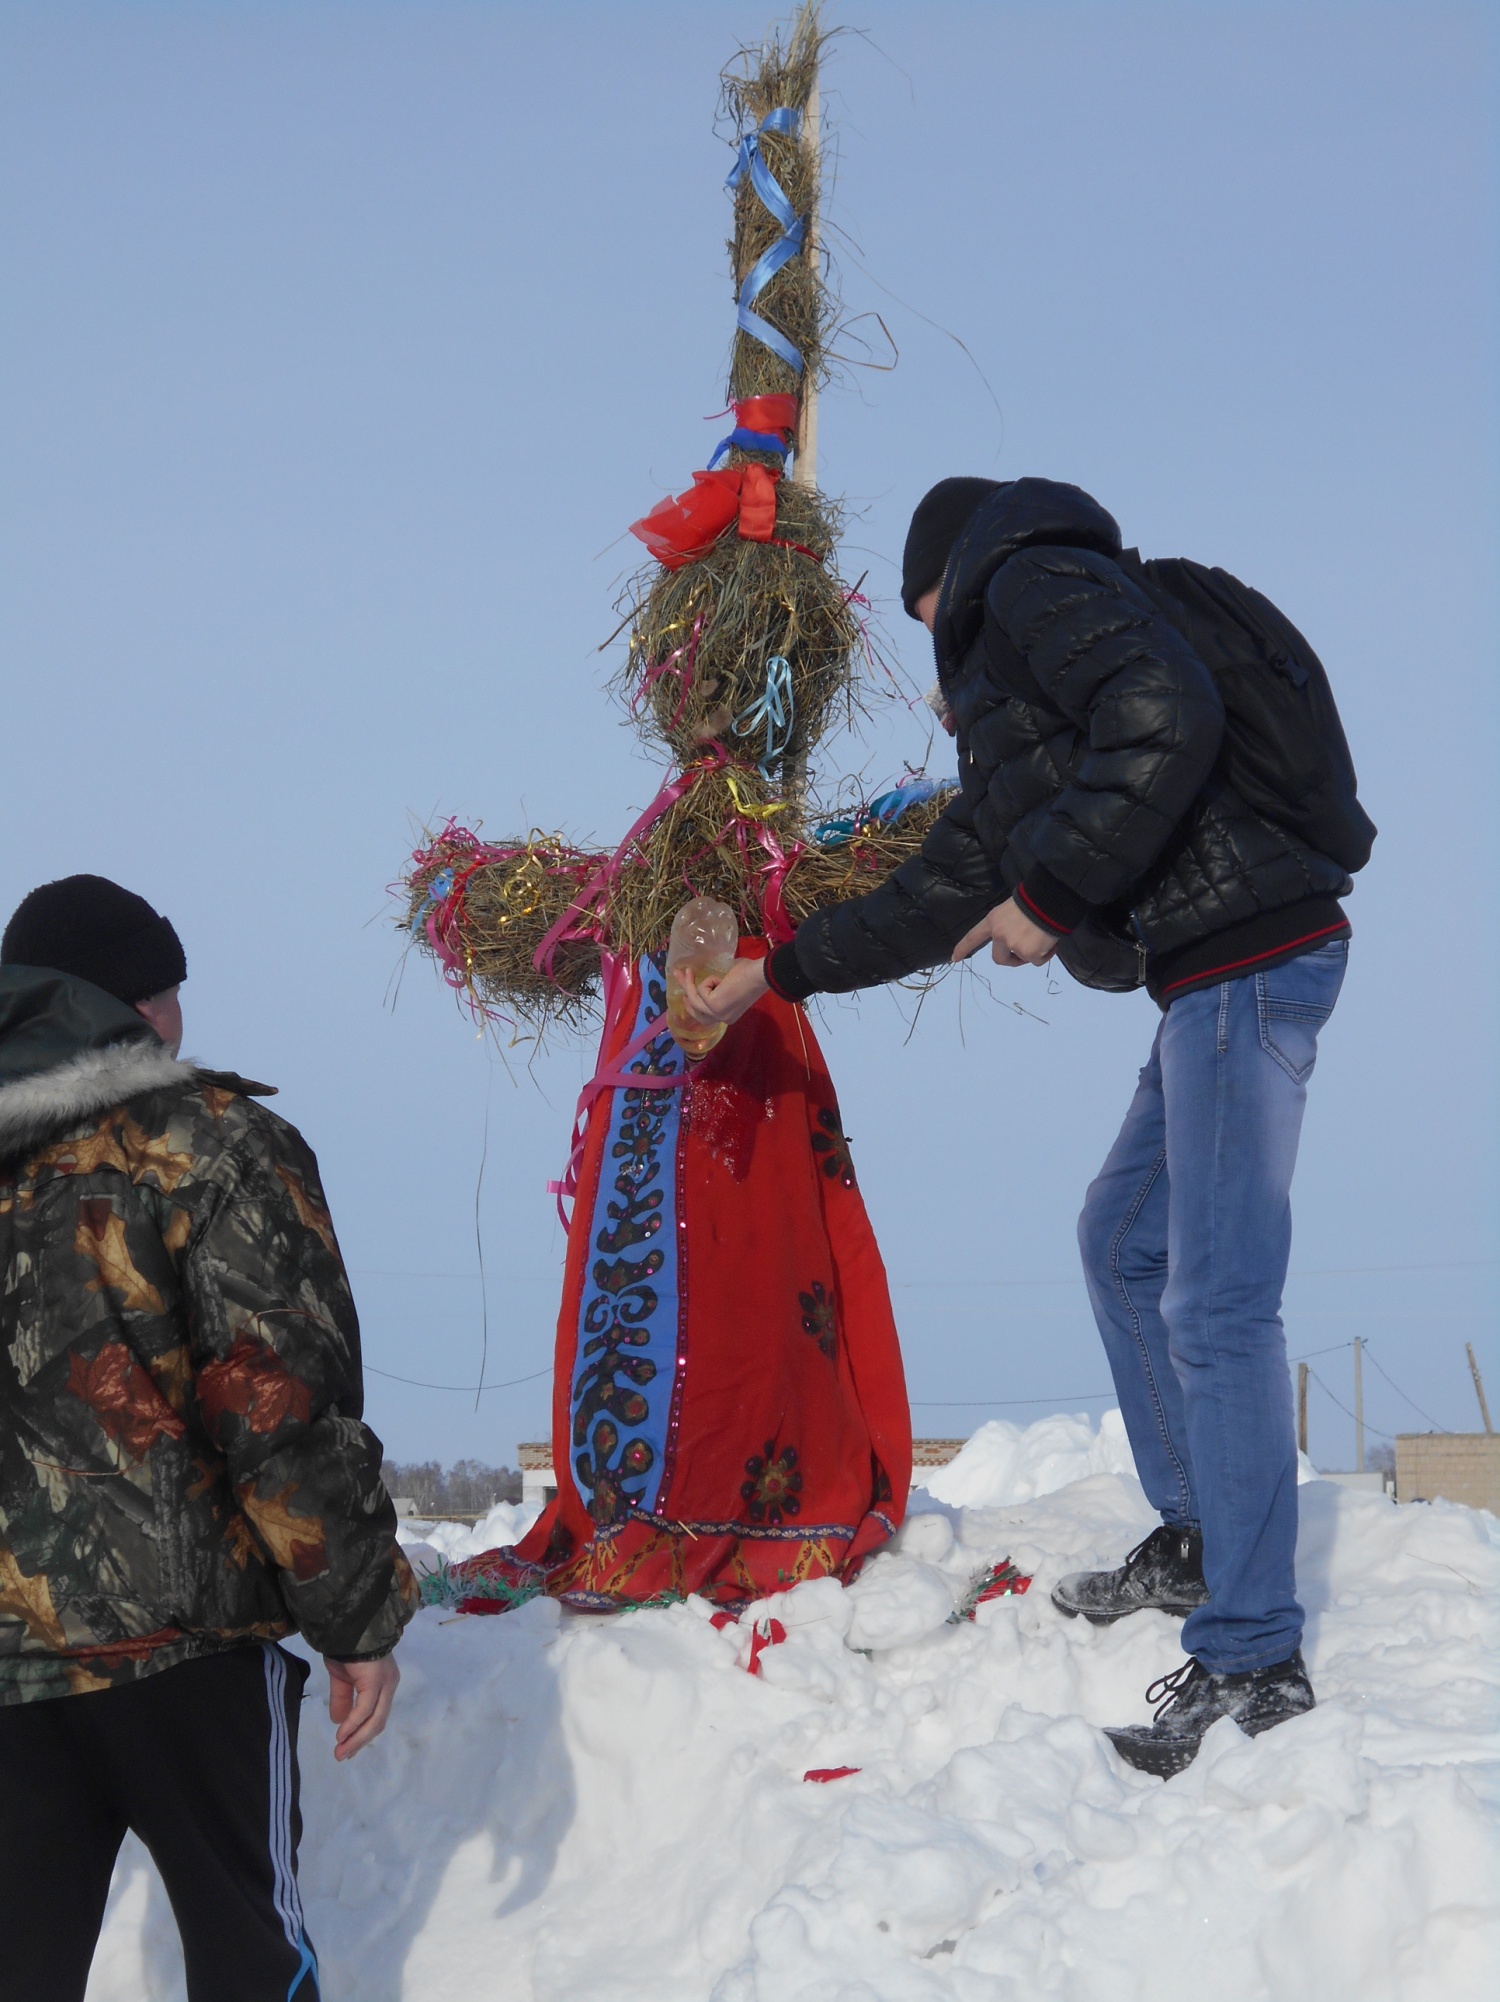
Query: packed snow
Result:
<box><xmin>87</xmin><ymin>1410</ymin><xmax>1499</xmax><ymax>2001</ymax></box>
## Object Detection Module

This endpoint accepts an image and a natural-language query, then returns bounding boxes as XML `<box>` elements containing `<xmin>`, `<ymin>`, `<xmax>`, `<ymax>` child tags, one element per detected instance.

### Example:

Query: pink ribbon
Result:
<box><xmin>631</xmin><ymin>615</ymin><xmax>704</xmax><ymax>733</ymax></box>
<box><xmin>531</xmin><ymin>747</ymin><xmax>735</xmax><ymax>983</ymax></box>
<box><xmin>751</xmin><ymin>820</ymin><xmax>801</xmax><ymax>945</ymax></box>
<box><xmin>410</xmin><ymin>824</ymin><xmax>517</xmax><ymax>1018</ymax></box>
<box><xmin>546</xmin><ymin>951</ymin><xmax>689</xmax><ymax>1229</ymax></box>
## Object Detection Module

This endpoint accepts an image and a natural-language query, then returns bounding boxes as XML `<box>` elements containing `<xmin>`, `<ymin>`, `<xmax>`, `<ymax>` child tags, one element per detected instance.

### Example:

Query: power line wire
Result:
<box><xmin>364</xmin><ymin>1363</ymin><xmax>551</xmax><ymax>1395</ymax></box>
<box><xmin>350</xmin><ymin>1256</ymin><xmax>1500</xmax><ymax>1288</ymax></box>
<box><xmin>911</xmin><ymin>1343</ymin><xmax>1358</xmax><ymax>1411</ymax></box>
<box><xmin>1361</xmin><ymin>1346</ymin><xmax>1452</xmax><ymax>1432</ymax></box>
<box><xmin>1306</xmin><ymin>1367</ymin><xmax>1398</xmax><ymax>1442</ymax></box>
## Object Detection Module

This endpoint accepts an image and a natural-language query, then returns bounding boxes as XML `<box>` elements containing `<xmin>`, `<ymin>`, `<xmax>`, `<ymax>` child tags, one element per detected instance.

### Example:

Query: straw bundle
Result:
<box><xmin>780</xmin><ymin>788</ymin><xmax>957</xmax><ymax>929</ymax></box>
<box><xmin>396</xmin><ymin>6</ymin><xmax>956</xmax><ymax>1043</ymax></box>
<box><xmin>602</xmin><ymin>759</ymin><xmax>801</xmax><ymax>955</ymax></box>
<box><xmin>720</xmin><ymin>7</ymin><xmax>827</xmax><ymax>405</ymax></box>
<box><xmin>617</xmin><ymin>5</ymin><xmax>856</xmax><ymax>787</ymax></box>
<box><xmin>616</xmin><ymin>481</ymin><xmax>861</xmax><ymax>776</ymax></box>
<box><xmin>404</xmin><ymin>830</ymin><xmax>606</xmax><ymax>1033</ymax></box>
<box><xmin>400</xmin><ymin>778</ymin><xmax>958</xmax><ymax>1037</ymax></box>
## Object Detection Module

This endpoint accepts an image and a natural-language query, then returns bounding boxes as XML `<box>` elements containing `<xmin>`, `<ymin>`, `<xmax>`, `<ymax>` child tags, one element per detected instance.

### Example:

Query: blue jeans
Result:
<box><xmin>1078</xmin><ymin>941</ymin><xmax>1348</xmax><ymax>1672</ymax></box>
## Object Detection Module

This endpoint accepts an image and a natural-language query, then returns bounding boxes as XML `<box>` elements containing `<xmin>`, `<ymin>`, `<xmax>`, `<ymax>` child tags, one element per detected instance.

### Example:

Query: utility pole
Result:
<box><xmin>1353</xmin><ymin>1336</ymin><xmax>1365</xmax><ymax>1473</ymax></box>
<box><xmin>1297</xmin><ymin>1362</ymin><xmax>1309</xmax><ymax>1459</ymax></box>
<box><xmin>791</xmin><ymin>64</ymin><xmax>819</xmax><ymax>490</ymax></box>
<box><xmin>1466</xmin><ymin>1342</ymin><xmax>1494</xmax><ymax>1434</ymax></box>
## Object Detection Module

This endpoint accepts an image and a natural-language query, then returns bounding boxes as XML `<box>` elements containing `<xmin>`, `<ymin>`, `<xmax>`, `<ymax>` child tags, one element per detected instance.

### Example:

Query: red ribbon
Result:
<box><xmin>732</xmin><ymin>393</ymin><xmax>799</xmax><ymax>439</ymax></box>
<box><xmin>629</xmin><ymin>465</ymin><xmax>782</xmax><ymax>570</ymax></box>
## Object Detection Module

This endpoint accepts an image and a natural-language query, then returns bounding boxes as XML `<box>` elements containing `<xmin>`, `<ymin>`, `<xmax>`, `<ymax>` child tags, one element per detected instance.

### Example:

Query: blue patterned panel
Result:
<box><xmin>568</xmin><ymin>957</ymin><xmax>684</xmax><ymax>1522</ymax></box>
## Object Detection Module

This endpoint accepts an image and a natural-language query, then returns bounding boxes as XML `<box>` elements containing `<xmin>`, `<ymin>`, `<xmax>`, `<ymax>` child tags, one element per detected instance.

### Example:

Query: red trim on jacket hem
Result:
<box><xmin>1014</xmin><ymin>881</ymin><xmax>1075</xmax><ymax>936</ymax></box>
<box><xmin>1157</xmin><ymin>922</ymin><xmax>1349</xmax><ymax>997</ymax></box>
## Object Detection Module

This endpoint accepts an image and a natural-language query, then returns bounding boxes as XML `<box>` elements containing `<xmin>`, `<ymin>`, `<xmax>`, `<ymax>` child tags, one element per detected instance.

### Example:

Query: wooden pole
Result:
<box><xmin>1353</xmin><ymin>1337</ymin><xmax>1365</xmax><ymax>1472</ymax></box>
<box><xmin>1466</xmin><ymin>1342</ymin><xmax>1494</xmax><ymax>1434</ymax></box>
<box><xmin>1297</xmin><ymin>1362</ymin><xmax>1309</xmax><ymax>1460</ymax></box>
<box><xmin>791</xmin><ymin>69</ymin><xmax>819</xmax><ymax>490</ymax></box>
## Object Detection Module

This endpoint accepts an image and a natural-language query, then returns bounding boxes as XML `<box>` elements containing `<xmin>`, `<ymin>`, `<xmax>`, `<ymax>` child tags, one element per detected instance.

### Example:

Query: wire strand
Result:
<box><xmin>1361</xmin><ymin>1346</ymin><xmax>1452</xmax><ymax>1432</ymax></box>
<box><xmin>473</xmin><ymin>1065</ymin><xmax>493</xmax><ymax>1412</ymax></box>
<box><xmin>1306</xmin><ymin>1367</ymin><xmax>1398</xmax><ymax>1442</ymax></box>
<box><xmin>364</xmin><ymin>1363</ymin><xmax>551</xmax><ymax>1396</ymax></box>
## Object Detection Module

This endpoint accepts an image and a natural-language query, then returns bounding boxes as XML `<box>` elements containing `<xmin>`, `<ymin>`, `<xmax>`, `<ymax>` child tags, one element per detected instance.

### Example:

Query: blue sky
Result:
<box><xmin>2</xmin><ymin>1</ymin><xmax>1495</xmax><ymax>1472</ymax></box>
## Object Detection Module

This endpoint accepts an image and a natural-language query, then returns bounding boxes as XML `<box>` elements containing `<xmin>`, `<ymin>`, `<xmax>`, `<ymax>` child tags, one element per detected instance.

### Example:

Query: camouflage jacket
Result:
<box><xmin>0</xmin><ymin>967</ymin><xmax>417</xmax><ymax>1704</ymax></box>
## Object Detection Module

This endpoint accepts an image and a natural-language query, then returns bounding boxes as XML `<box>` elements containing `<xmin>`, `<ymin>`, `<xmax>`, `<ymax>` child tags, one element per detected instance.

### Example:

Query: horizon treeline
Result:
<box><xmin>380</xmin><ymin>1458</ymin><xmax>523</xmax><ymax>1513</ymax></box>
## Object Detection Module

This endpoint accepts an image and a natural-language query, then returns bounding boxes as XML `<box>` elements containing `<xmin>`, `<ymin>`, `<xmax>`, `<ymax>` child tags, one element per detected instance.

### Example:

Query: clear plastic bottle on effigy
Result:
<box><xmin>665</xmin><ymin>897</ymin><xmax>738</xmax><ymax>1059</ymax></box>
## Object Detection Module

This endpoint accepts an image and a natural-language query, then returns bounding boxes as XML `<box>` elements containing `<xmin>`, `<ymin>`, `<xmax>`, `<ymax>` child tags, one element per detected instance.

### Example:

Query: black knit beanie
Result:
<box><xmin>1</xmin><ymin>875</ymin><xmax>186</xmax><ymax>1004</ymax></box>
<box><xmin>901</xmin><ymin>477</ymin><xmax>1003</xmax><ymax>617</ymax></box>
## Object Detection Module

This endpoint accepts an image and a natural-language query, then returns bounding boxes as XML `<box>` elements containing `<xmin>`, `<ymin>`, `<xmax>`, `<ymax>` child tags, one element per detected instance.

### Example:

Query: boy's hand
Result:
<box><xmin>678</xmin><ymin>959</ymin><xmax>769</xmax><ymax>1027</ymax></box>
<box><xmin>952</xmin><ymin>898</ymin><xmax>1059</xmax><ymax>969</ymax></box>
<box><xmin>325</xmin><ymin>1655</ymin><xmax>400</xmax><ymax>1761</ymax></box>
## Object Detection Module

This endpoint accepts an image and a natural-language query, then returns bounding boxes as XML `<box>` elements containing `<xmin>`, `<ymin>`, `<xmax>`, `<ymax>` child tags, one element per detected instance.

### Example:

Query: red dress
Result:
<box><xmin>440</xmin><ymin>942</ymin><xmax>911</xmax><ymax>1613</ymax></box>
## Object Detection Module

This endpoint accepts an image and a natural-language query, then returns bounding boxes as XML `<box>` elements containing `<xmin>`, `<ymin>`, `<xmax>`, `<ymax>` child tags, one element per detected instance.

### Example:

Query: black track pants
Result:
<box><xmin>0</xmin><ymin>1643</ymin><xmax>320</xmax><ymax>2002</ymax></box>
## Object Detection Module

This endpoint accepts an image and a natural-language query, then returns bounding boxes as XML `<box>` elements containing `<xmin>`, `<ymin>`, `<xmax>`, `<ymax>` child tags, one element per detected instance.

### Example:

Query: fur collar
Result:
<box><xmin>0</xmin><ymin>1040</ymin><xmax>196</xmax><ymax>1157</ymax></box>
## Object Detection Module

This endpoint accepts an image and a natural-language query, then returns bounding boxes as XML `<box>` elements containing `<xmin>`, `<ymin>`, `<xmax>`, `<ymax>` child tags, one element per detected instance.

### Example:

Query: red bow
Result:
<box><xmin>629</xmin><ymin>465</ymin><xmax>781</xmax><ymax>570</ymax></box>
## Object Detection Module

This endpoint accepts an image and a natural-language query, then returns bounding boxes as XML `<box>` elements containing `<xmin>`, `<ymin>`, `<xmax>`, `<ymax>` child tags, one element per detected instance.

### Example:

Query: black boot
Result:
<box><xmin>1050</xmin><ymin>1524</ymin><xmax>1209</xmax><ymax>1625</ymax></box>
<box><xmin>1105</xmin><ymin>1650</ymin><xmax>1316</xmax><ymax>1778</ymax></box>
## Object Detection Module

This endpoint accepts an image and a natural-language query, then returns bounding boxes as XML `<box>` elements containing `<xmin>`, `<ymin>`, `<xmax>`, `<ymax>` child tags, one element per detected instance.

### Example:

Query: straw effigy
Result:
<box><xmin>399</xmin><ymin>3</ymin><xmax>950</xmax><ymax>1037</ymax></box>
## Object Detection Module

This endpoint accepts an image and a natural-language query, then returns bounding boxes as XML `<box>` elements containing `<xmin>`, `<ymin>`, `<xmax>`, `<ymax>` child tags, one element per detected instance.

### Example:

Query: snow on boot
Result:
<box><xmin>1050</xmin><ymin>1524</ymin><xmax>1209</xmax><ymax>1625</ymax></box>
<box><xmin>1105</xmin><ymin>1649</ymin><xmax>1316</xmax><ymax>1778</ymax></box>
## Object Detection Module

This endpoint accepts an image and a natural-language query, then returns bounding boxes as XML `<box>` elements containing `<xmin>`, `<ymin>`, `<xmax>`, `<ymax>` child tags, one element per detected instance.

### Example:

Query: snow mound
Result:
<box><xmin>916</xmin><ymin>1406</ymin><xmax>1137</xmax><ymax>1508</ymax></box>
<box><xmin>87</xmin><ymin>1413</ymin><xmax>1500</xmax><ymax>2002</ymax></box>
<box><xmin>396</xmin><ymin>1497</ymin><xmax>543</xmax><ymax>1580</ymax></box>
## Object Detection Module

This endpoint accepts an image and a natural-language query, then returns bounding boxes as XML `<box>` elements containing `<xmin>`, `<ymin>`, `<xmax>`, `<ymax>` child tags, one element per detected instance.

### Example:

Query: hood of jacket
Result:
<box><xmin>0</xmin><ymin>965</ymin><xmax>189</xmax><ymax>1159</ymax></box>
<box><xmin>933</xmin><ymin>477</ymin><xmax>1123</xmax><ymax>671</ymax></box>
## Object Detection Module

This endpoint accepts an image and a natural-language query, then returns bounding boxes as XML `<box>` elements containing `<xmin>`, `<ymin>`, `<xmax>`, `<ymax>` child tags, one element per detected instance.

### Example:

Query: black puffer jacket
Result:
<box><xmin>780</xmin><ymin>479</ymin><xmax>1363</xmax><ymax>1002</ymax></box>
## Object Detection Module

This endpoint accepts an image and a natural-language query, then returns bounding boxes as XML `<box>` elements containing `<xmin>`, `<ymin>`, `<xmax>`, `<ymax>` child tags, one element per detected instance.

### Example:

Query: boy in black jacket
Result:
<box><xmin>682</xmin><ymin>477</ymin><xmax>1373</xmax><ymax>1777</ymax></box>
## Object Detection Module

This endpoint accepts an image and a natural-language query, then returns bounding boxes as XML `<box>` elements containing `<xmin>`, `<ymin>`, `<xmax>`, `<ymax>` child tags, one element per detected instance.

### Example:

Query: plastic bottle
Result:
<box><xmin>665</xmin><ymin>897</ymin><xmax>739</xmax><ymax>1059</ymax></box>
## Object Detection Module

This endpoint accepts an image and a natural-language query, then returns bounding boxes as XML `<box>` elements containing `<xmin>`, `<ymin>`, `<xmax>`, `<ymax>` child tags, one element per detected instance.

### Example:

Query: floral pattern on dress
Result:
<box><xmin>811</xmin><ymin>1105</ymin><xmax>856</xmax><ymax>1188</ymax></box>
<box><xmin>741</xmin><ymin>1441</ymin><xmax>803</xmax><ymax>1525</ymax></box>
<box><xmin>798</xmin><ymin>1281</ymin><xmax>837</xmax><ymax>1359</ymax></box>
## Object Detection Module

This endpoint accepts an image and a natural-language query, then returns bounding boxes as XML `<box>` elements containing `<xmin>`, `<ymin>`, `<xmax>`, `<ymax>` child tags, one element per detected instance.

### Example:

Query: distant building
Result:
<box><xmin>1396</xmin><ymin>1433</ymin><xmax>1500</xmax><ymax>1513</ymax></box>
<box><xmin>912</xmin><ymin>1439</ymin><xmax>966</xmax><ymax>1473</ymax></box>
<box><xmin>1317</xmin><ymin>1470</ymin><xmax>1394</xmax><ymax>1496</ymax></box>
<box><xmin>518</xmin><ymin>1442</ymin><xmax>557</xmax><ymax>1509</ymax></box>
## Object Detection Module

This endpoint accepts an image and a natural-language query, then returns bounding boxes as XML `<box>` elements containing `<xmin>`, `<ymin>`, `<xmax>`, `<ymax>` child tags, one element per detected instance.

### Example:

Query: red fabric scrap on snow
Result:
<box><xmin>803</xmin><ymin>1766</ymin><xmax>861</xmax><ymax>1784</ymax></box>
<box><xmin>709</xmin><ymin>1610</ymin><xmax>789</xmax><ymax>1675</ymax></box>
<box><xmin>745</xmin><ymin>1617</ymin><xmax>787</xmax><ymax>1676</ymax></box>
<box><xmin>975</xmin><ymin>1570</ymin><xmax>1031</xmax><ymax>1606</ymax></box>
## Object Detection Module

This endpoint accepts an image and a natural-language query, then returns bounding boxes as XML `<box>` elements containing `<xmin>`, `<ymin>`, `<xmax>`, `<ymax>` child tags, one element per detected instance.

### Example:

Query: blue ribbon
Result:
<box><xmin>813</xmin><ymin>776</ymin><xmax>944</xmax><ymax>849</ymax></box>
<box><xmin>732</xmin><ymin>656</ymin><xmax>795</xmax><ymax>776</ymax></box>
<box><xmin>708</xmin><ymin>426</ymin><xmax>792</xmax><ymax>469</ymax></box>
<box><xmin>725</xmin><ymin>107</ymin><xmax>806</xmax><ymax>376</ymax></box>
<box><xmin>416</xmin><ymin>866</ymin><xmax>454</xmax><ymax>919</ymax></box>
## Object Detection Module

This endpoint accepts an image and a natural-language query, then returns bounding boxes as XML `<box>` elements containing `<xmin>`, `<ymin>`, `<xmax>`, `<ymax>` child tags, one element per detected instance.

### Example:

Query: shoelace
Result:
<box><xmin>1120</xmin><ymin>1533</ymin><xmax>1152</xmax><ymax>1570</ymax></box>
<box><xmin>1122</xmin><ymin>1524</ymin><xmax>1180</xmax><ymax>1573</ymax></box>
<box><xmin>1144</xmin><ymin>1658</ymin><xmax>1207</xmax><ymax>1721</ymax></box>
